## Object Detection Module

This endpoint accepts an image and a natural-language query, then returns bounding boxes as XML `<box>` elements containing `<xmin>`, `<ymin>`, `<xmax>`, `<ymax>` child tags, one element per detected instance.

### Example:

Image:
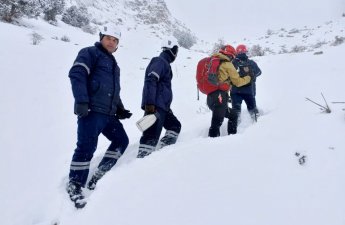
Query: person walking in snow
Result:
<box><xmin>229</xmin><ymin>44</ymin><xmax>262</xmax><ymax>132</ymax></box>
<box><xmin>67</xmin><ymin>26</ymin><xmax>132</xmax><ymax>208</ymax></box>
<box><xmin>207</xmin><ymin>45</ymin><xmax>253</xmax><ymax>137</ymax></box>
<box><xmin>137</xmin><ymin>37</ymin><xmax>181</xmax><ymax>158</ymax></box>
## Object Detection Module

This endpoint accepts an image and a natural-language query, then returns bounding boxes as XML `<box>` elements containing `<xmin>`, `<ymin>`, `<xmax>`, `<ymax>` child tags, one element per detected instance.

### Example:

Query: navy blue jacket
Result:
<box><xmin>231</xmin><ymin>53</ymin><xmax>262</xmax><ymax>95</ymax></box>
<box><xmin>69</xmin><ymin>42</ymin><xmax>123</xmax><ymax>115</ymax></box>
<box><xmin>141</xmin><ymin>51</ymin><xmax>174</xmax><ymax>111</ymax></box>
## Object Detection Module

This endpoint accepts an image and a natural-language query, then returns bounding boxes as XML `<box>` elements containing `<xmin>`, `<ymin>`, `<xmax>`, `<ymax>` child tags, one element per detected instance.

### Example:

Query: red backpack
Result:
<box><xmin>196</xmin><ymin>56</ymin><xmax>230</xmax><ymax>95</ymax></box>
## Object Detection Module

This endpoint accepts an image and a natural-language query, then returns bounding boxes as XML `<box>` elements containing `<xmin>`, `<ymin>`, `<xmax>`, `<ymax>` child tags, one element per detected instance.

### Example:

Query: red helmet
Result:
<box><xmin>219</xmin><ymin>45</ymin><xmax>236</xmax><ymax>57</ymax></box>
<box><xmin>236</xmin><ymin>44</ymin><xmax>248</xmax><ymax>54</ymax></box>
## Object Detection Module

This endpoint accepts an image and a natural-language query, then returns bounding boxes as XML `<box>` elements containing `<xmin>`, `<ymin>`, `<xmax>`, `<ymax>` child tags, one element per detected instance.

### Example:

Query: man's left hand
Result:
<box><xmin>116</xmin><ymin>108</ymin><xmax>132</xmax><ymax>120</ymax></box>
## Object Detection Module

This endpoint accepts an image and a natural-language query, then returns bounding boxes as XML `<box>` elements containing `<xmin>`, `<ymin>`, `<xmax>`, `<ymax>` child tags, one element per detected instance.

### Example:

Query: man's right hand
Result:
<box><xmin>144</xmin><ymin>104</ymin><xmax>155</xmax><ymax>114</ymax></box>
<box><xmin>74</xmin><ymin>103</ymin><xmax>89</xmax><ymax>118</ymax></box>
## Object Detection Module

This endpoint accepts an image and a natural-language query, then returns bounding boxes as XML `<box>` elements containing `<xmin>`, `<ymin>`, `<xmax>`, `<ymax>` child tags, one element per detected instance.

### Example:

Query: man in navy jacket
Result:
<box><xmin>229</xmin><ymin>44</ymin><xmax>262</xmax><ymax>134</ymax></box>
<box><xmin>137</xmin><ymin>37</ymin><xmax>181</xmax><ymax>158</ymax></box>
<box><xmin>67</xmin><ymin>26</ymin><xmax>132</xmax><ymax>208</ymax></box>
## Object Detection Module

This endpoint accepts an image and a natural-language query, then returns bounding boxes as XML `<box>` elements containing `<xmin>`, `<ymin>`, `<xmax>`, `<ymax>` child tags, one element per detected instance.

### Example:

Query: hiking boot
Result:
<box><xmin>158</xmin><ymin>130</ymin><xmax>179</xmax><ymax>149</ymax></box>
<box><xmin>137</xmin><ymin>149</ymin><xmax>151</xmax><ymax>158</ymax></box>
<box><xmin>251</xmin><ymin>113</ymin><xmax>258</xmax><ymax>122</ymax></box>
<box><xmin>137</xmin><ymin>143</ymin><xmax>156</xmax><ymax>158</ymax></box>
<box><xmin>87</xmin><ymin>175</ymin><xmax>100</xmax><ymax>190</ymax></box>
<box><xmin>227</xmin><ymin>120</ymin><xmax>237</xmax><ymax>135</ymax></box>
<box><xmin>227</xmin><ymin>126</ymin><xmax>237</xmax><ymax>135</ymax></box>
<box><xmin>87</xmin><ymin>169</ymin><xmax>106</xmax><ymax>190</ymax></box>
<box><xmin>208</xmin><ymin>127</ymin><xmax>220</xmax><ymax>137</ymax></box>
<box><xmin>66</xmin><ymin>182</ymin><xmax>87</xmax><ymax>209</ymax></box>
<box><xmin>250</xmin><ymin>108</ymin><xmax>259</xmax><ymax>122</ymax></box>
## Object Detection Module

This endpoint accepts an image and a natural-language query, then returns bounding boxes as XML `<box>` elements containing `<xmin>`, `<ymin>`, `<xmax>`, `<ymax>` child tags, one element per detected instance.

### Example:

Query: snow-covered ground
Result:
<box><xmin>1</xmin><ymin>13</ymin><xmax>345</xmax><ymax>225</ymax></box>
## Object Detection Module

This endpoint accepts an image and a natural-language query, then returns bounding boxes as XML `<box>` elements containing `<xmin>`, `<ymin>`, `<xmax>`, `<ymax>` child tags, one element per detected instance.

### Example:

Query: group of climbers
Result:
<box><xmin>65</xmin><ymin>24</ymin><xmax>261</xmax><ymax>208</ymax></box>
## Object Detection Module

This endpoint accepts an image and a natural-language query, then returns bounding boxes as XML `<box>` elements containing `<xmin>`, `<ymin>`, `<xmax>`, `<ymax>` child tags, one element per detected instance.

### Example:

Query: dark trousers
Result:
<box><xmin>138</xmin><ymin>108</ymin><xmax>181</xmax><ymax>158</ymax></box>
<box><xmin>207</xmin><ymin>90</ymin><xmax>236</xmax><ymax>137</ymax></box>
<box><xmin>230</xmin><ymin>92</ymin><xmax>258</xmax><ymax>115</ymax></box>
<box><xmin>69</xmin><ymin>112</ymin><xmax>129</xmax><ymax>186</ymax></box>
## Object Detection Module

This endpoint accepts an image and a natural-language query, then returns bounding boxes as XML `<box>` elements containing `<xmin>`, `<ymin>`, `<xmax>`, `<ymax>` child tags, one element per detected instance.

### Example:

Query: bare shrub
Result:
<box><xmin>91</xmin><ymin>18</ymin><xmax>106</xmax><ymax>26</ymax></box>
<box><xmin>266</xmin><ymin>29</ymin><xmax>274</xmax><ymax>35</ymax></box>
<box><xmin>60</xmin><ymin>35</ymin><xmax>70</xmax><ymax>42</ymax></box>
<box><xmin>173</xmin><ymin>29</ymin><xmax>197</xmax><ymax>49</ymax></box>
<box><xmin>47</xmin><ymin>20</ymin><xmax>58</xmax><ymax>26</ymax></box>
<box><xmin>312</xmin><ymin>40</ymin><xmax>327</xmax><ymax>49</ymax></box>
<box><xmin>290</xmin><ymin>45</ymin><xmax>307</xmax><ymax>53</ymax></box>
<box><xmin>82</xmin><ymin>25</ymin><xmax>97</xmax><ymax>34</ymax></box>
<box><xmin>62</xmin><ymin>6</ymin><xmax>90</xmax><ymax>28</ymax></box>
<box><xmin>42</xmin><ymin>0</ymin><xmax>65</xmax><ymax>22</ymax></box>
<box><xmin>31</xmin><ymin>32</ymin><xmax>43</xmax><ymax>45</ymax></box>
<box><xmin>210</xmin><ymin>38</ymin><xmax>225</xmax><ymax>54</ymax></box>
<box><xmin>288</xmin><ymin>28</ymin><xmax>300</xmax><ymax>34</ymax></box>
<box><xmin>330</xmin><ymin>36</ymin><xmax>345</xmax><ymax>46</ymax></box>
<box><xmin>264</xmin><ymin>47</ymin><xmax>275</xmax><ymax>54</ymax></box>
<box><xmin>249</xmin><ymin>45</ymin><xmax>265</xmax><ymax>57</ymax></box>
<box><xmin>0</xmin><ymin>0</ymin><xmax>26</xmax><ymax>22</ymax></box>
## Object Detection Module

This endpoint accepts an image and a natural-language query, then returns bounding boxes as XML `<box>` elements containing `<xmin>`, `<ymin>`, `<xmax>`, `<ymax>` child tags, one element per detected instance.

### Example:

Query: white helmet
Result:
<box><xmin>161</xmin><ymin>36</ymin><xmax>179</xmax><ymax>49</ymax></box>
<box><xmin>100</xmin><ymin>26</ymin><xmax>121</xmax><ymax>40</ymax></box>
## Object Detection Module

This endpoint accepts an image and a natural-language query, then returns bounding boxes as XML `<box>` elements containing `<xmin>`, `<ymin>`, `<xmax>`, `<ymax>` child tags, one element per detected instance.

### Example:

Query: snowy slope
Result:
<box><xmin>234</xmin><ymin>19</ymin><xmax>345</xmax><ymax>55</ymax></box>
<box><xmin>1</xmin><ymin>10</ymin><xmax>345</xmax><ymax>225</ymax></box>
<box><xmin>165</xmin><ymin>0</ymin><xmax>345</xmax><ymax>42</ymax></box>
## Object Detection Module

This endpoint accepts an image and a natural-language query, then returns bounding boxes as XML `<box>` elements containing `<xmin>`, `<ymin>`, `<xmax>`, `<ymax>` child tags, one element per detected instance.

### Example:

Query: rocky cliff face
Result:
<box><xmin>125</xmin><ymin>0</ymin><xmax>171</xmax><ymax>25</ymax></box>
<box><xmin>69</xmin><ymin>0</ymin><xmax>196</xmax><ymax>48</ymax></box>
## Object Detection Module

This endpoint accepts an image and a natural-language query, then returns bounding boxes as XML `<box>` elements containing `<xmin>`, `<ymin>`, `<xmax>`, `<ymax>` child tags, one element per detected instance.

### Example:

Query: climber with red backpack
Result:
<box><xmin>196</xmin><ymin>44</ymin><xmax>253</xmax><ymax>137</ymax></box>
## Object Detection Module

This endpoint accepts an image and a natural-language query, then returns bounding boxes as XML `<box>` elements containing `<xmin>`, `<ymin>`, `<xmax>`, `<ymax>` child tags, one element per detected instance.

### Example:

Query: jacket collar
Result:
<box><xmin>160</xmin><ymin>51</ymin><xmax>174</xmax><ymax>63</ymax></box>
<box><xmin>95</xmin><ymin>42</ymin><xmax>114</xmax><ymax>57</ymax></box>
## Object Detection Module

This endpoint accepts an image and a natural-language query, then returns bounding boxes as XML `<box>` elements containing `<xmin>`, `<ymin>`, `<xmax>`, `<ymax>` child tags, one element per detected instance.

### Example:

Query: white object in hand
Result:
<box><xmin>136</xmin><ymin>114</ymin><xmax>158</xmax><ymax>132</ymax></box>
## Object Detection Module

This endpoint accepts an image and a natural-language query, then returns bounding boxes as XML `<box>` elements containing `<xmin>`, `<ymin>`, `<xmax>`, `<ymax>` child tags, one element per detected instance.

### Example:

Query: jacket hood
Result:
<box><xmin>236</xmin><ymin>53</ymin><xmax>248</xmax><ymax>61</ymax></box>
<box><xmin>212</xmin><ymin>52</ymin><xmax>231</xmax><ymax>61</ymax></box>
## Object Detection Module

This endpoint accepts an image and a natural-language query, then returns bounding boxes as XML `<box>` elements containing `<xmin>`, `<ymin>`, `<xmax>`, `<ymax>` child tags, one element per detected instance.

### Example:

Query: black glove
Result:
<box><xmin>116</xmin><ymin>107</ymin><xmax>132</xmax><ymax>120</ymax></box>
<box><xmin>144</xmin><ymin>104</ymin><xmax>155</xmax><ymax>114</ymax></box>
<box><xmin>74</xmin><ymin>103</ymin><xmax>89</xmax><ymax>118</ymax></box>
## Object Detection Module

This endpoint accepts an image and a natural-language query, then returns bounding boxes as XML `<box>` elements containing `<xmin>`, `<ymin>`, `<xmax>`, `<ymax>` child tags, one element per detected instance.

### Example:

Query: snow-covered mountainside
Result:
<box><xmin>66</xmin><ymin>0</ymin><xmax>195</xmax><ymax>42</ymax></box>
<box><xmin>237</xmin><ymin>19</ymin><xmax>345</xmax><ymax>56</ymax></box>
<box><xmin>194</xmin><ymin>17</ymin><xmax>345</xmax><ymax>56</ymax></box>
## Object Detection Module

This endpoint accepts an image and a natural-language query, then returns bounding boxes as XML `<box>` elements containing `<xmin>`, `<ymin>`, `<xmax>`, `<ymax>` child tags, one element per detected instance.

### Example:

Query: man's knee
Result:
<box><xmin>76</xmin><ymin>136</ymin><xmax>98</xmax><ymax>156</ymax></box>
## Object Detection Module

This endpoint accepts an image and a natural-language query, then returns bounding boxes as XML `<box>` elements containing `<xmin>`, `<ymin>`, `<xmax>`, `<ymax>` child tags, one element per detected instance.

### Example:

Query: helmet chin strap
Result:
<box><xmin>168</xmin><ymin>49</ymin><xmax>177</xmax><ymax>58</ymax></box>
